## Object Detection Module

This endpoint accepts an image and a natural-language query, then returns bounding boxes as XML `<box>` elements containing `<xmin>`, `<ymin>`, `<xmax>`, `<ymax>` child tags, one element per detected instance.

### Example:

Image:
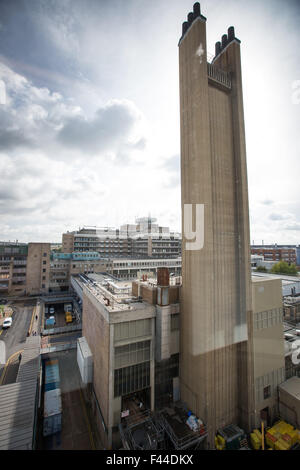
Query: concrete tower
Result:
<box><xmin>179</xmin><ymin>3</ymin><xmax>254</xmax><ymax>446</ymax></box>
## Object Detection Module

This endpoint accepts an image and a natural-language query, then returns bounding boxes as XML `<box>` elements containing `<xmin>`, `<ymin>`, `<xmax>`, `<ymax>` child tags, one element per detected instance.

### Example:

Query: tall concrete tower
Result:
<box><xmin>179</xmin><ymin>3</ymin><xmax>254</xmax><ymax>446</ymax></box>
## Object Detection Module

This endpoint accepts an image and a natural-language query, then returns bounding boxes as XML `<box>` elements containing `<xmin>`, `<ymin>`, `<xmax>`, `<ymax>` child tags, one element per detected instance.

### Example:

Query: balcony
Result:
<box><xmin>207</xmin><ymin>62</ymin><xmax>231</xmax><ymax>90</ymax></box>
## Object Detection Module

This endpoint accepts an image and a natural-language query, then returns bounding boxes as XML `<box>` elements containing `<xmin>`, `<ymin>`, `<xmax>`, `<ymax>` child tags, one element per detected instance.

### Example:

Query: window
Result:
<box><xmin>114</xmin><ymin>361</ymin><xmax>150</xmax><ymax>397</ymax></box>
<box><xmin>43</xmin><ymin>260</ymin><xmax>46</xmax><ymax>265</ymax></box>
<box><xmin>42</xmin><ymin>284</ymin><xmax>45</xmax><ymax>288</ymax></box>
<box><xmin>114</xmin><ymin>341</ymin><xmax>150</xmax><ymax>369</ymax></box>
<box><xmin>263</xmin><ymin>385</ymin><xmax>271</xmax><ymax>399</ymax></box>
<box><xmin>114</xmin><ymin>319</ymin><xmax>152</xmax><ymax>342</ymax></box>
<box><xmin>43</xmin><ymin>253</ymin><xmax>47</xmax><ymax>257</ymax></box>
<box><xmin>43</xmin><ymin>268</ymin><xmax>46</xmax><ymax>273</ymax></box>
<box><xmin>171</xmin><ymin>313</ymin><xmax>180</xmax><ymax>331</ymax></box>
<box><xmin>42</xmin><ymin>276</ymin><xmax>46</xmax><ymax>280</ymax></box>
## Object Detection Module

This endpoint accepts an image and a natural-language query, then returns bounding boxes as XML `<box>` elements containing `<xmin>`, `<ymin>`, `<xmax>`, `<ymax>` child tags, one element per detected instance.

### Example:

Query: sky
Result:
<box><xmin>0</xmin><ymin>0</ymin><xmax>299</xmax><ymax>244</ymax></box>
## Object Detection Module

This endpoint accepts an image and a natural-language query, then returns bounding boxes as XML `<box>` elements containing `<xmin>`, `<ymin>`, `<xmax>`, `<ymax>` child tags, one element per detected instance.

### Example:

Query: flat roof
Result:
<box><xmin>279</xmin><ymin>376</ymin><xmax>300</xmax><ymax>400</ymax></box>
<box><xmin>0</xmin><ymin>379</ymin><xmax>37</xmax><ymax>450</ymax></box>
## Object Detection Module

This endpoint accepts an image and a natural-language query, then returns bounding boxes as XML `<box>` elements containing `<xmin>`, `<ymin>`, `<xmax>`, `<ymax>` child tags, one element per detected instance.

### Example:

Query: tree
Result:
<box><xmin>271</xmin><ymin>261</ymin><xmax>298</xmax><ymax>276</ymax></box>
<box><xmin>256</xmin><ymin>266</ymin><xmax>267</xmax><ymax>272</ymax></box>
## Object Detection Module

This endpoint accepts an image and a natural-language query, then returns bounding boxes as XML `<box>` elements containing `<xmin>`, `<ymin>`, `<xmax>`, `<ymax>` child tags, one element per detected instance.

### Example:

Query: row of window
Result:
<box><xmin>114</xmin><ymin>341</ymin><xmax>151</xmax><ymax>369</ymax></box>
<box><xmin>114</xmin><ymin>361</ymin><xmax>150</xmax><ymax>397</ymax></box>
<box><xmin>253</xmin><ymin>308</ymin><xmax>283</xmax><ymax>330</ymax></box>
<box><xmin>114</xmin><ymin>319</ymin><xmax>152</xmax><ymax>342</ymax></box>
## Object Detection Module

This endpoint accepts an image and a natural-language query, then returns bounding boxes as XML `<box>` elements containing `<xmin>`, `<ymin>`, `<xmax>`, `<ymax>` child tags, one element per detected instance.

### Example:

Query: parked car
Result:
<box><xmin>2</xmin><ymin>317</ymin><xmax>12</xmax><ymax>329</ymax></box>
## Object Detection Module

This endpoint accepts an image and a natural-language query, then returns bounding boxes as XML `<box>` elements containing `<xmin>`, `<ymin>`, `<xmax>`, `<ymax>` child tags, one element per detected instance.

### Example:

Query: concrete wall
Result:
<box><xmin>82</xmin><ymin>291</ymin><xmax>110</xmax><ymax>437</ymax></box>
<box><xmin>26</xmin><ymin>243</ymin><xmax>51</xmax><ymax>295</ymax></box>
<box><xmin>179</xmin><ymin>12</ymin><xmax>254</xmax><ymax>444</ymax></box>
<box><xmin>62</xmin><ymin>233</ymin><xmax>74</xmax><ymax>253</ymax></box>
<box><xmin>252</xmin><ymin>278</ymin><xmax>285</xmax><ymax>427</ymax></box>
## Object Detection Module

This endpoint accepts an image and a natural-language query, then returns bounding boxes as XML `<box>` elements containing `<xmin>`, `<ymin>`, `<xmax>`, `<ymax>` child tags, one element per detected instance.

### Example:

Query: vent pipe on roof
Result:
<box><xmin>187</xmin><ymin>12</ymin><xmax>194</xmax><ymax>23</ymax></box>
<box><xmin>215</xmin><ymin>41</ymin><xmax>222</xmax><ymax>56</ymax></box>
<box><xmin>228</xmin><ymin>26</ymin><xmax>235</xmax><ymax>42</ymax></box>
<box><xmin>221</xmin><ymin>34</ymin><xmax>228</xmax><ymax>49</ymax></box>
<box><xmin>182</xmin><ymin>21</ymin><xmax>189</xmax><ymax>36</ymax></box>
<box><xmin>193</xmin><ymin>2</ymin><xmax>201</xmax><ymax>17</ymax></box>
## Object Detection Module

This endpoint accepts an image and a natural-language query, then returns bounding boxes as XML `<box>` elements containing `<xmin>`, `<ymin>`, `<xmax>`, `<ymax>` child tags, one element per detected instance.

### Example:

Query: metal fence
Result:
<box><xmin>40</xmin><ymin>342</ymin><xmax>77</xmax><ymax>354</ymax></box>
<box><xmin>42</xmin><ymin>324</ymin><xmax>82</xmax><ymax>336</ymax></box>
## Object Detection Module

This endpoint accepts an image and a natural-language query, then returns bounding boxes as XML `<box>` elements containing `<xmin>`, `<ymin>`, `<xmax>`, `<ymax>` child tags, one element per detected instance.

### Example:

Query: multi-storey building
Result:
<box><xmin>73</xmin><ymin>268</ymin><xmax>180</xmax><ymax>448</ymax></box>
<box><xmin>251</xmin><ymin>246</ymin><xmax>297</xmax><ymax>265</ymax></box>
<box><xmin>111</xmin><ymin>258</ymin><xmax>181</xmax><ymax>280</ymax></box>
<box><xmin>251</xmin><ymin>277</ymin><xmax>285</xmax><ymax>427</ymax></box>
<box><xmin>179</xmin><ymin>2</ymin><xmax>254</xmax><ymax>444</ymax></box>
<box><xmin>0</xmin><ymin>242</ymin><xmax>51</xmax><ymax>296</ymax></box>
<box><xmin>49</xmin><ymin>252</ymin><xmax>112</xmax><ymax>293</ymax></box>
<box><xmin>62</xmin><ymin>217</ymin><xmax>181</xmax><ymax>259</ymax></box>
<box><xmin>75</xmin><ymin>262</ymin><xmax>287</xmax><ymax>449</ymax></box>
<box><xmin>0</xmin><ymin>242</ymin><xmax>28</xmax><ymax>295</ymax></box>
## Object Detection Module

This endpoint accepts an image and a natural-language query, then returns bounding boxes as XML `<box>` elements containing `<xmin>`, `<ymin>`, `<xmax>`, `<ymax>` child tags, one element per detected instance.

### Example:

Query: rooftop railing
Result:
<box><xmin>207</xmin><ymin>62</ymin><xmax>231</xmax><ymax>89</ymax></box>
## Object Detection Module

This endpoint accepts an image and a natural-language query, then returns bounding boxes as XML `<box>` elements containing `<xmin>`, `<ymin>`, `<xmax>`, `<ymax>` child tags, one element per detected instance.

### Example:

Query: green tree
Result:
<box><xmin>256</xmin><ymin>266</ymin><xmax>267</xmax><ymax>272</ymax></box>
<box><xmin>271</xmin><ymin>261</ymin><xmax>298</xmax><ymax>276</ymax></box>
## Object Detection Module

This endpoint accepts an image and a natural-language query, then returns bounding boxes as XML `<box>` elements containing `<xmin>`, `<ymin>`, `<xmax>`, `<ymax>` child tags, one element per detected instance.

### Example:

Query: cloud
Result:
<box><xmin>285</xmin><ymin>223</ymin><xmax>300</xmax><ymax>231</ymax></box>
<box><xmin>162</xmin><ymin>154</ymin><xmax>180</xmax><ymax>172</ymax></box>
<box><xmin>57</xmin><ymin>99</ymin><xmax>146</xmax><ymax>157</ymax></box>
<box><xmin>269</xmin><ymin>212</ymin><xmax>291</xmax><ymax>221</ymax></box>
<box><xmin>0</xmin><ymin>62</ymin><xmax>147</xmax><ymax>165</ymax></box>
<box><xmin>261</xmin><ymin>199</ymin><xmax>274</xmax><ymax>206</ymax></box>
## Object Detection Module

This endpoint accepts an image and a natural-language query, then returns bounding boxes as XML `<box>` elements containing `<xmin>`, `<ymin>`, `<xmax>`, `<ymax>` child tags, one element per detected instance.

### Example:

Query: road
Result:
<box><xmin>0</xmin><ymin>301</ymin><xmax>35</xmax><ymax>378</ymax></box>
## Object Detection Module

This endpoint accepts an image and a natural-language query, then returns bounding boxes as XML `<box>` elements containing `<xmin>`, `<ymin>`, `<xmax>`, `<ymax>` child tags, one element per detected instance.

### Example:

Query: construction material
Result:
<box><xmin>265</xmin><ymin>419</ymin><xmax>300</xmax><ymax>450</ymax></box>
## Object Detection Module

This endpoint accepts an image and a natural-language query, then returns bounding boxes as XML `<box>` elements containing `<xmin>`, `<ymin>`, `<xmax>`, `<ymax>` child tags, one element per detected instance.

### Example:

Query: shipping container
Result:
<box><xmin>43</xmin><ymin>387</ymin><xmax>62</xmax><ymax>436</ymax></box>
<box><xmin>45</xmin><ymin>381</ymin><xmax>60</xmax><ymax>392</ymax></box>
<box><xmin>45</xmin><ymin>365</ymin><xmax>60</xmax><ymax>385</ymax></box>
<box><xmin>43</xmin><ymin>412</ymin><xmax>62</xmax><ymax>437</ymax></box>
<box><xmin>44</xmin><ymin>388</ymin><xmax>62</xmax><ymax>418</ymax></box>
<box><xmin>43</xmin><ymin>360</ymin><xmax>62</xmax><ymax>436</ymax></box>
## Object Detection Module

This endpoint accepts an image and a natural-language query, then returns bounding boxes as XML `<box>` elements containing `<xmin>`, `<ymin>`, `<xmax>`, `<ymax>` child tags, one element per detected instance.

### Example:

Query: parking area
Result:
<box><xmin>44</xmin><ymin>302</ymin><xmax>76</xmax><ymax>329</ymax></box>
<box><xmin>37</xmin><ymin>349</ymin><xmax>101</xmax><ymax>450</ymax></box>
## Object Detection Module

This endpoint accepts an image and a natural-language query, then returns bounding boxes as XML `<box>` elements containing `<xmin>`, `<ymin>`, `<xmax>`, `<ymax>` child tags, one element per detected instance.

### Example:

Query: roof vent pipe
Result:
<box><xmin>182</xmin><ymin>21</ymin><xmax>189</xmax><ymax>36</ymax></box>
<box><xmin>215</xmin><ymin>41</ymin><xmax>222</xmax><ymax>56</ymax></box>
<box><xmin>228</xmin><ymin>26</ymin><xmax>235</xmax><ymax>42</ymax></box>
<box><xmin>187</xmin><ymin>12</ymin><xmax>194</xmax><ymax>23</ymax></box>
<box><xmin>221</xmin><ymin>34</ymin><xmax>228</xmax><ymax>49</ymax></box>
<box><xmin>193</xmin><ymin>2</ymin><xmax>201</xmax><ymax>17</ymax></box>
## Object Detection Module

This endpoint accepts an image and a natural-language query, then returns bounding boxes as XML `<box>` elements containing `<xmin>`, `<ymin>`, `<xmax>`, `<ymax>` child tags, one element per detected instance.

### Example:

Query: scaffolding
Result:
<box><xmin>157</xmin><ymin>404</ymin><xmax>208</xmax><ymax>450</ymax></box>
<box><xmin>119</xmin><ymin>409</ymin><xmax>164</xmax><ymax>450</ymax></box>
<box><xmin>118</xmin><ymin>403</ymin><xmax>208</xmax><ymax>451</ymax></box>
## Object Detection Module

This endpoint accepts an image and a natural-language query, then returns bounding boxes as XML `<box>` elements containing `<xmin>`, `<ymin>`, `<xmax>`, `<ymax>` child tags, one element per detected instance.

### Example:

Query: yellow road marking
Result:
<box><xmin>79</xmin><ymin>387</ymin><xmax>96</xmax><ymax>450</ymax></box>
<box><xmin>0</xmin><ymin>349</ymin><xmax>24</xmax><ymax>385</ymax></box>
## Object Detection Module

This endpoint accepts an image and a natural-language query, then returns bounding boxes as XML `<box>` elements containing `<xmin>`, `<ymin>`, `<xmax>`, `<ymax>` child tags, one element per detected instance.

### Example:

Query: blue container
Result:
<box><xmin>43</xmin><ymin>413</ymin><xmax>62</xmax><ymax>437</ymax></box>
<box><xmin>45</xmin><ymin>370</ymin><xmax>60</xmax><ymax>385</ymax></box>
<box><xmin>45</xmin><ymin>381</ymin><xmax>60</xmax><ymax>392</ymax></box>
